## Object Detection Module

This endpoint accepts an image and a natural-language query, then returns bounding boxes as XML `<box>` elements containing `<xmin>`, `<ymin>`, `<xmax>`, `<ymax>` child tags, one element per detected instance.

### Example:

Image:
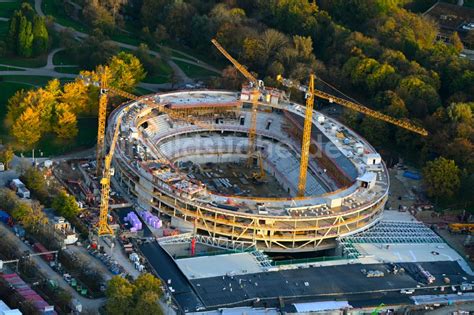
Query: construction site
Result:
<box><xmin>3</xmin><ymin>39</ymin><xmax>474</xmax><ymax>314</ymax></box>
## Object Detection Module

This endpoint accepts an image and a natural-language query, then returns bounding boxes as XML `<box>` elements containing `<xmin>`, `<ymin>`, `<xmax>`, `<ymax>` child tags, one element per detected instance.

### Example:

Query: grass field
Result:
<box><xmin>174</xmin><ymin>60</ymin><xmax>218</xmax><ymax>78</ymax></box>
<box><xmin>55</xmin><ymin>66</ymin><xmax>80</xmax><ymax>74</ymax></box>
<box><xmin>0</xmin><ymin>55</ymin><xmax>47</xmax><ymax>68</ymax></box>
<box><xmin>0</xmin><ymin>20</ymin><xmax>9</xmax><ymax>37</ymax></box>
<box><xmin>0</xmin><ymin>66</ymin><xmax>25</xmax><ymax>71</ymax></box>
<box><xmin>143</xmin><ymin>75</ymin><xmax>169</xmax><ymax>84</ymax></box>
<box><xmin>134</xmin><ymin>86</ymin><xmax>155</xmax><ymax>96</ymax></box>
<box><xmin>110</xmin><ymin>33</ymin><xmax>144</xmax><ymax>46</ymax></box>
<box><xmin>52</xmin><ymin>49</ymin><xmax>77</xmax><ymax>65</ymax></box>
<box><xmin>0</xmin><ymin>0</ymin><xmax>20</xmax><ymax>18</ymax></box>
<box><xmin>2</xmin><ymin>75</ymin><xmax>58</xmax><ymax>86</ymax></box>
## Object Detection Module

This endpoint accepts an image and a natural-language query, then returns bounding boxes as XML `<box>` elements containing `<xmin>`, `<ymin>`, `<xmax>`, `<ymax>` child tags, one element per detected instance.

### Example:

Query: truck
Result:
<box><xmin>33</xmin><ymin>242</ymin><xmax>54</xmax><ymax>262</ymax></box>
<box><xmin>449</xmin><ymin>223</ymin><xmax>474</xmax><ymax>234</ymax></box>
<box><xmin>70</xmin><ymin>298</ymin><xmax>82</xmax><ymax>313</ymax></box>
<box><xmin>9</xmin><ymin>179</ymin><xmax>30</xmax><ymax>199</ymax></box>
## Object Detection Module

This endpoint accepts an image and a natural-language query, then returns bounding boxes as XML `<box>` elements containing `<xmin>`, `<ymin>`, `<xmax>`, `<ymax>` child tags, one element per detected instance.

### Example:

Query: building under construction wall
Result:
<box><xmin>108</xmin><ymin>89</ymin><xmax>389</xmax><ymax>252</ymax></box>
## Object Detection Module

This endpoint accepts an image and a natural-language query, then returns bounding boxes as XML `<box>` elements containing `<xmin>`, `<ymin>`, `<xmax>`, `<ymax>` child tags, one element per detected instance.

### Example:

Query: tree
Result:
<box><xmin>164</xmin><ymin>1</ymin><xmax>196</xmax><ymax>39</ymax></box>
<box><xmin>11</xmin><ymin>107</ymin><xmax>41</xmax><ymax>149</ymax></box>
<box><xmin>0</xmin><ymin>188</ymin><xmax>18</xmax><ymax>212</ymax></box>
<box><xmin>423</xmin><ymin>157</ymin><xmax>461</xmax><ymax>200</ymax></box>
<box><xmin>21</xmin><ymin>167</ymin><xmax>49</xmax><ymax>204</ymax></box>
<box><xmin>52</xmin><ymin>190</ymin><xmax>80</xmax><ymax>219</ymax></box>
<box><xmin>22</xmin><ymin>202</ymin><xmax>48</xmax><ymax>232</ymax></box>
<box><xmin>446</xmin><ymin>102</ymin><xmax>473</xmax><ymax>124</ymax></box>
<box><xmin>360</xmin><ymin>116</ymin><xmax>390</xmax><ymax>147</ymax></box>
<box><xmin>0</xmin><ymin>146</ymin><xmax>14</xmax><ymax>170</ymax></box>
<box><xmin>320</xmin><ymin>0</ymin><xmax>394</xmax><ymax>29</ymax></box>
<box><xmin>374</xmin><ymin>8</ymin><xmax>438</xmax><ymax>58</ymax></box>
<box><xmin>106</xmin><ymin>276</ymin><xmax>134</xmax><ymax>315</ymax></box>
<box><xmin>17</xmin><ymin>15</ymin><xmax>33</xmax><ymax>57</ymax></box>
<box><xmin>53</xmin><ymin>103</ymin><xmax>78</xmax><ymax>139</ymax></box>
<box><xmin>450</xmin><ymin>32</ymin><xmax>463</xmax><ymax>53</ymax></box>
<box><xmin>61</xmin><ymin>81</ymin><xmax>90</xmax><ymax>114</ymax></box>
<box><xmin>374</xmin><ymin>90</ymin><xmax>408</xmax><ymax>118</ymax></box>
<box><xmin>83</xmin><ymin>0</ymin><xmax>115</xmax><ymax>33</ymax></box>
<box><xmin>108</xmin><ymin>52</ymin><xmax>146</xmax><ymax>92</ymax></box>
<box><xmin>6</xmin><ymin>3</ymin><xmax>47</xmax><ymax>57</ymax></box>
<box><xmin>32</xmin><ymin>15</ymin><xmax>48</xmax><ymax>55</ymax></box>
<box><xmin>397</xmin><ymin>76</ymin><xmax>441</xmax><ymax>118</ymax></box>
<box><xmin>106</xmin><ymin>273</ymin><xmax>163</xmax><ymax>315</ymax></box>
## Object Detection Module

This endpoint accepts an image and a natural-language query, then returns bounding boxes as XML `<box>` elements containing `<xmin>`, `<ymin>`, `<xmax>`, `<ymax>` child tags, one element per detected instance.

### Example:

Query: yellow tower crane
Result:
<box><xmin>211</xmin><ymin>39</ymin><xmax>263</xmax><ymax>166</ymax></box>
<box><xmin>79</xmin><ymin>66</ymin><xmax>112</xmax><ymax>176</ymax></box>
<box><xmin>83</xmin><ymin>83</ymin><xmax>214</xmax><ymax>236</ymax></box>
<box><xmin>277</xmin><ymin>74</ymin><xmax>428</xmax><ymax>197</ymax></box>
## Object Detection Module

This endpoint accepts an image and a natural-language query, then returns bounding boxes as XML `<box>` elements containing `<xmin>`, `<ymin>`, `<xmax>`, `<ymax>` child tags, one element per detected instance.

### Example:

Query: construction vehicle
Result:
<box><xmin>211</xmin><ymin>39</ymin><xmax>263</xmax><ymax>166</ymax></box>
<box><xmin>449</xmin><ymin>223</ymin><xmax>474</xmax><ymax>234</ymax></box>
<box><xmin>276</xmin><ymin>74</ymin><xmax>428</xmax><ymax>197</ymax></box>
<box><xmin>250</xmin><ymin>151</ymin><xmax>266</xmax><ymax>181</ymax></box>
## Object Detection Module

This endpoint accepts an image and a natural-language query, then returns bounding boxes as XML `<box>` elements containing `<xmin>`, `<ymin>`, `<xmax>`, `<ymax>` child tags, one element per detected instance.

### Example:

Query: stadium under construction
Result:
<box><xmin>109</xmin><ymin>88</ymin><xmax>388</xmax><ymax>253</ymax></box>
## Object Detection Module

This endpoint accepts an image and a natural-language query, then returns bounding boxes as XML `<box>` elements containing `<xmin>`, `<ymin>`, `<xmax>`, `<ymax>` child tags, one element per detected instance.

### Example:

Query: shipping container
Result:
<box><xmin>33</xmin><ymin>243</ymin><xmax>54</xmax><ymax>262</ymax></box>
<box><xmin>403</xmin><ymin>171</ymin><xmax>422</xmax><ymax>180</ymax></box>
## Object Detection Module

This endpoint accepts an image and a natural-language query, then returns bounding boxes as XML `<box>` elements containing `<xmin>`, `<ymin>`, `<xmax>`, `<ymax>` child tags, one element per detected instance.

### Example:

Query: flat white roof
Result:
<box><xmin>176</xmin><ymin>252</ymin><xmax>264</xmax><ymax>279</ymax></box>
<box><xmin>293</xmin><ymin>301</ymin><xmax>351</xmax><ymax>312</ymax></box>
<box><xmin>355</xmin><ymin>243</ymin><xmax>463</xmax><ymax>263</ymax></box>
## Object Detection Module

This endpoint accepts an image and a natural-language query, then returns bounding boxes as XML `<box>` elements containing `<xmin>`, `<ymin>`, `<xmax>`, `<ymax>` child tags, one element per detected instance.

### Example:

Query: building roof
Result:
<box><xmin>292</xmin><ymin>301</ymin><xmax>351</xmax><ymax>312</ymax></box>
<box><xmin>424</xmin><ymin>2</ymin><xmax>474</xmax><ymax>31</ymax></box>
<box><xmin>176</xmin><ymin>252</ymin><xmax>265</xmax><ymax>279</ymax></box>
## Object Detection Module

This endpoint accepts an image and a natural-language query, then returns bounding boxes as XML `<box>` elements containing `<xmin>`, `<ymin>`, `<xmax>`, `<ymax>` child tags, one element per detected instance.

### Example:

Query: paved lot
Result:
<box><xmin>191</xmin><ymin>261</ymin><xmax>474</xmax><ymax>309</ymax></box>
<box><xmin>0</xmin><ymin>223</ymin><xmax>105</xmax><ymax>313</ymax></box>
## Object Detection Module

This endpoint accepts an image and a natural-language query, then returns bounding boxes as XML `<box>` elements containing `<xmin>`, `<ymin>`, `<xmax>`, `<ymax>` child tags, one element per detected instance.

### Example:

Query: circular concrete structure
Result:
<box><xmin>109</xmin><ymin>90</ymin><xmax>389</xmax><ymax>252</ymax></box>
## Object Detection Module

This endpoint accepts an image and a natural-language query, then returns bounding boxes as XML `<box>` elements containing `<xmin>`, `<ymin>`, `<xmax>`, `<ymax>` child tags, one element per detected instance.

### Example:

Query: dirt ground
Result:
<box><xmin>190</xmin><ymin>161</ymin><xmax>290</xmax><ymax>198</ymax></box>
<box><xmin>386</xmin><ymin>168</ymin><xmax>421</xmax><ymax>210</ymax></box>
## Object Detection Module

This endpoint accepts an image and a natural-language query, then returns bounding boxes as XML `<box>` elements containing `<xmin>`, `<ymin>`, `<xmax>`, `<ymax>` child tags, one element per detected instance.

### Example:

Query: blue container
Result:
<box><xmin>403</xmin><ymin>171</ymin><xmax>422</xmax><ymax>180</ymax></box>
<box><xmin>0</xmin><ymin>210</ymin><xmax>11</xmax><ymax>223</ymax></box>
<box><xmin>13</xmin><ymin>225</ymin><xmax>25</xmax><ymax>238</ymax></box>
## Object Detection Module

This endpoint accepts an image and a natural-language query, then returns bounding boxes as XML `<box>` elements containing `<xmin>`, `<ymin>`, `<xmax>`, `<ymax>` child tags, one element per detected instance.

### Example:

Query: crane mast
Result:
<box><xmin>297</xmin><ymin>74</ymin><xmax>315</xmax><ymax>197</ymax></box>
<box><xmin>96</xmin><ymin>71</ymin><xmax>109</xmax><ymax>176</ymax></box>
<box><xmin>211</xmin><ymin>39</ymin><xmax>260</xmax><ymax>165</ymax></box>
<box><xmin>97</xmin><ymin>109</ymin><xmax>124</xmax><ymax>236</ymax></box>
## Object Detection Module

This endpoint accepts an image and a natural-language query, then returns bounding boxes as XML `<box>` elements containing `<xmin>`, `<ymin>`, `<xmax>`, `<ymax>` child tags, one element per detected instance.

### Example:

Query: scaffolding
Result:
<box><xmin>340</xmin><ymin>221</ymin><xmax>444</xmax><ymax>245</ymax></box>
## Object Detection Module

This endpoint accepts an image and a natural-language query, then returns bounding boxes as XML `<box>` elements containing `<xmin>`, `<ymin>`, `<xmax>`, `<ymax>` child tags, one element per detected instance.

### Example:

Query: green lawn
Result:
<box><xmin>2</xmin><ymin>75</ymin><xmax>58</xmax><ymax>86</ymax></box>
<box><xmin>110</xmin><ymin>33</ymin><xmax>145</xmax><ymax>46</ymax></box>
<box><xmin>0</xmin><ymin>20</ymin><xmax>9</xmax><ymax>37</ymax></box>
<box><xmin>143</xmin><ymin>75</ymin><xmax>169</xmax><ymax>84</ymax></box>
<box><xmin>0</xmin><ymin>55</ymin><xmax>47</xmax><ymax>68</ymax></box>
<box><xmin>32</xmin><ymin>117</ymin><xmax>98</xmax><ymax>156</ymax></box>
<box><xmin>0</xmin><ymin>81</ymin><xmax>34</xmax><ymax>141</ymax></box>
<box><xmin>55</xmin><ymin>66</ymin><xmax>80</xmax><ymax>74</ymax></box>
<box><xmin>0</xmin><ymin>0</ymin><xmax>20</xmax><ymax>18</ymax></box>
<box><xmin>42</xmin><ymin>0</ymin><xmax>89</xmax><ymax>32</ymax></box>
<box><xmin>170</xmin><ymin>50</ymin><xmax>197</xmax><ymax>62</ymax></box>
<box><xmin>163</xmin><ymin>40</ymin><xmax>226</xmax><ymax>69</ymax></box>
<box><xmin>52</xmin><ymin>49</ymin><xmax>77</xmax><ymax>65</ymax></box>
<box><xmin>174</xmin><ymin>60</ymin><xmax>218</xmax><ymax>78</ymax></box>
<box><xmin>134</xmin><ymin>86</ymin><xmax>154</xmax><ymax>96</ymax></box>
<box><xmin>0</xmin><ymin>65</ymin><xmax>25</xmax><ymax>71</ymax></box>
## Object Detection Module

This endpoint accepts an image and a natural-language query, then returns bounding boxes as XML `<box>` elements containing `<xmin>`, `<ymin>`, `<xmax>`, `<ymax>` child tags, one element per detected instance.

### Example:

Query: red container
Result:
<box><xmin>33</xmin><ymin>242</ymin><xmax>54</xmax><ymax>262</ymax></box>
